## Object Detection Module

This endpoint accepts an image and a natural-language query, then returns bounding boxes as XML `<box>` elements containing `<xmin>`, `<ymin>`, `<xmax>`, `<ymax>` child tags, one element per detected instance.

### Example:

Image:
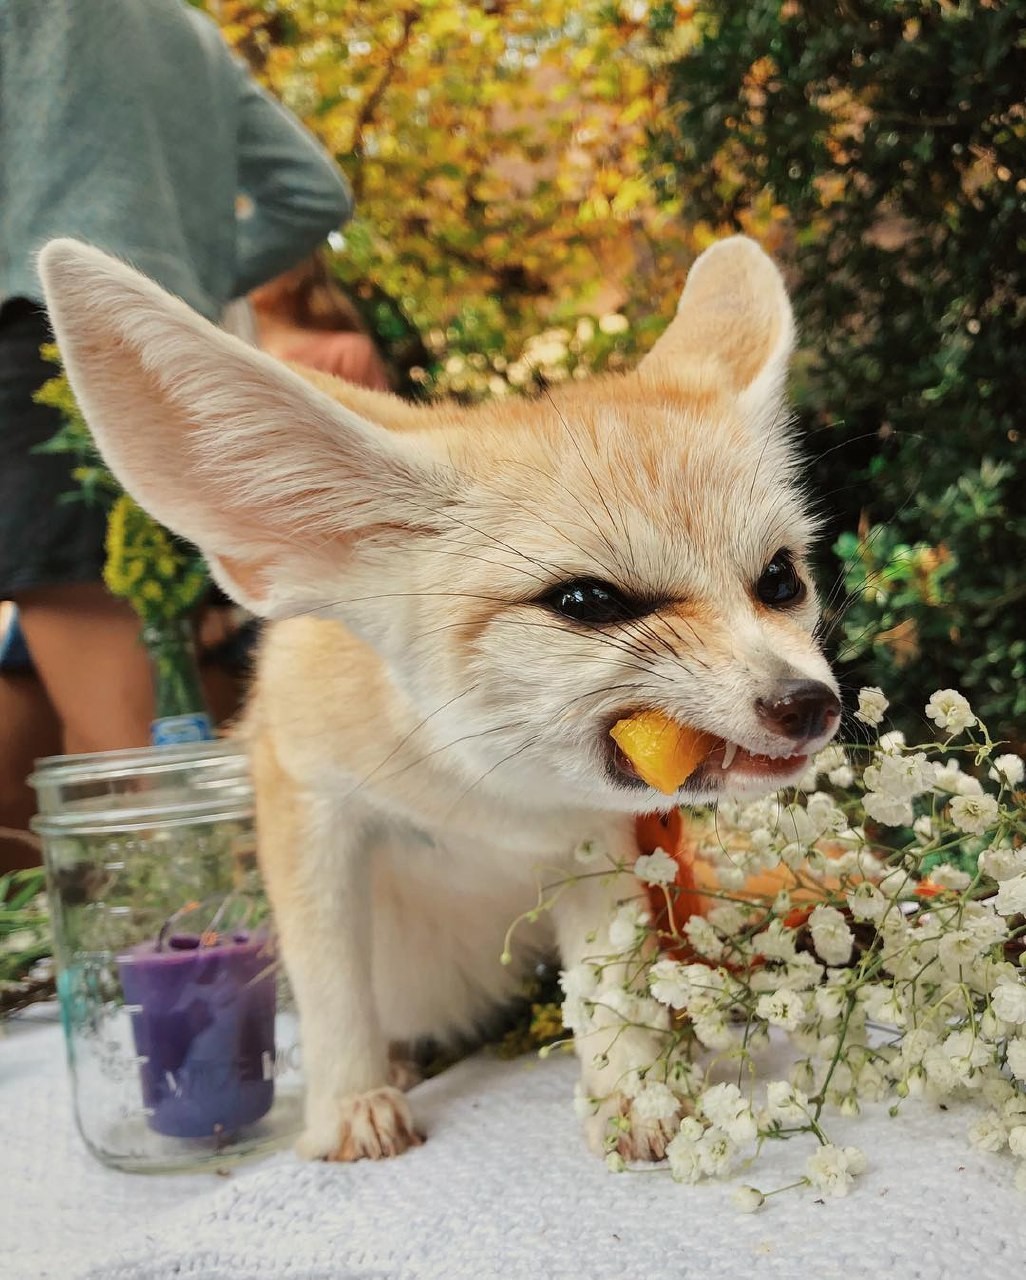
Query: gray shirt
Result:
<box><xmin>0</xmin><ymin>0</ymin><xmax>352</xmax><ymax>319</ymax></box>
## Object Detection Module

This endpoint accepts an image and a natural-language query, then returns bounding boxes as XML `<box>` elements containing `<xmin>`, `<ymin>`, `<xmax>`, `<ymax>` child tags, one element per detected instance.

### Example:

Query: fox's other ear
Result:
<box><xmin>639</xmin><ymin>236</ymin><xmax>795</xmax><ymax>430</ymax></box>
<box><xmin>38</xmin><ymin>239</ymin><xmax>455</xmax><ymax>618</ymax></box>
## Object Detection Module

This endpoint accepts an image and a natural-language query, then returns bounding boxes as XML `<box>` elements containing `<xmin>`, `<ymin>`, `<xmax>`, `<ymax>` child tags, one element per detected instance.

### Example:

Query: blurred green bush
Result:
<box><xmin>653</xmin><ymin>0</ymin><xmax>1025</xmax><ymax>741</ymax></box>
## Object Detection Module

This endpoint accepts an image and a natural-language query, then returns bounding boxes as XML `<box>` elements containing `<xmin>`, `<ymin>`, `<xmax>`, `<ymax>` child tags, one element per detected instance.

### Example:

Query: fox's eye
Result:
<box><xmin>756</xmin><ymin>549</ymin><xmax>805</xmax><ymax>607</ymax></box>
<box><xmin>540</xmin><ymin>578</ymin><xmax>639</xmax><ymax>625</ymax></box>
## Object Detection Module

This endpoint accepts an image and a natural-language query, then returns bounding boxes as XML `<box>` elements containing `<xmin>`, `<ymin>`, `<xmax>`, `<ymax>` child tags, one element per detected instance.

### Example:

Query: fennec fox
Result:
<box><xmin>40</xmin><ymin>235</ymin><xmax>840</xmax><ymax>1163</ymax></box>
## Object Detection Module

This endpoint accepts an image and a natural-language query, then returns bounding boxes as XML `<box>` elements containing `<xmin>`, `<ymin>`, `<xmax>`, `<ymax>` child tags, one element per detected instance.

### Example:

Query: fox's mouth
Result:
<box><xmin>609</xmin><ymin>734</ymin><xmax>808</xmax><ymax>792</ymax></box>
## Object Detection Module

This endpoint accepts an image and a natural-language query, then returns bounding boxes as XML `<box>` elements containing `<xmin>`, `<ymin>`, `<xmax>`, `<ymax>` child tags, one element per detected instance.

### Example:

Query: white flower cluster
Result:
<box><xmin>556</xmin><ymin>689</ymin><xmax>1026</xmax><ymax>1208</ymax></box>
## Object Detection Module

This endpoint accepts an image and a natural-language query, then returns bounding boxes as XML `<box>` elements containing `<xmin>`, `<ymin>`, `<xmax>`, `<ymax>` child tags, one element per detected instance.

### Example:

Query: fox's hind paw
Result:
<box><xmin>296</xmin><ymin>1086</ymin><xmax>424</xmax><ymax>1162</ymax></box>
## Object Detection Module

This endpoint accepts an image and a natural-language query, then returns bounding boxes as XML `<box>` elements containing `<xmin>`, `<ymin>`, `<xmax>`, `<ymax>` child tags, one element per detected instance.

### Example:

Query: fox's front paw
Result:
<box><xmin>583</xmin><ymin>1092</ymin><xmax>684</xmax><ymax>1163</ymax></box>
<box><xmin>296</xmin><ymin>1086</ymin><xmax>424</xmax><ymax>1162</ymax></box>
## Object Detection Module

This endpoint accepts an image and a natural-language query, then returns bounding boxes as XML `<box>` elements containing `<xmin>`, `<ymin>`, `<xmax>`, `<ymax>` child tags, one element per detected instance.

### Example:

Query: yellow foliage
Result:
<box><xmin>209</xmin><ymin>1</ymin><xmax>708</xmax><ymax>383</ymax></box>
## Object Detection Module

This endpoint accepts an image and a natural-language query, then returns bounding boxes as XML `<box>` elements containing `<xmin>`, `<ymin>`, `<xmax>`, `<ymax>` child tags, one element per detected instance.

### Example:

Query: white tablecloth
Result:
<box><xmin>3</xmin><ymin>1004</ymin><xmax>1024</xmax><ymax>1280</ymax></box>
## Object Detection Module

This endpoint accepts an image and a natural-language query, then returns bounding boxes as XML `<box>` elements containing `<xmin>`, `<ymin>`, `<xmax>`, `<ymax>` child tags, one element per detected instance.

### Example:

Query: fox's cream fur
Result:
<box><xmin>40</xmin><ymin>235</ymin><xmax>840</xmax><ymax>1163</ymax></box>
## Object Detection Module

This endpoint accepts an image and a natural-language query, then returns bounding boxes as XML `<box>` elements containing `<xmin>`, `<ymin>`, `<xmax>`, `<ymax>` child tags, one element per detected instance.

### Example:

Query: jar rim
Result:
<box><xmin>29</xmin><ymin>739</ymin><xmax>247</xmax><ymax>788</ymax></box>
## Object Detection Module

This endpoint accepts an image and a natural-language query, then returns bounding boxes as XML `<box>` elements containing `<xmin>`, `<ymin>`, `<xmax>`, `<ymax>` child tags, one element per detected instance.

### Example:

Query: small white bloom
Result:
<box><xmin>980</xmin><ymin>844</ymin><xmax>1026</xmax><ymax>882</ymax></box>
<box><xmin>1008</xmin><ymin>1126</ymin><xmax>1026</xmax><ymax>1159</ymax></box>
<box><xmin>707</xmin><ymin>903</ymin><xmax>747</xmax><ymax>937</ymax></box>
<box><xmin>913</xmin><ymin>814</ymin><xmax>935</xmax><ymax>842</ymax></box>
<box><xmin>989</xmin><ymin>754</ymin><xmax>1024</xmax><ymax>788</ymax></box>
<box><xmin>756</xmin><ymin>989</ymin><xmax>807</xmax><ymax>1031</ymax></box>
<box><xmin>605</xmin><ymin>1151</ymin><xmax>627</xmax><ymax>1172</ymax></box>
<box><xmin>862</xmin><ymin>790</ymin><xmax>914</xmax><ymax>827</ymax></box>
<box><xmin>994</xmin><ymin>875</ymin><xmax>1026</xmax><ymax>918</ymax></box>
<box><xmin>855</xmin><ymin>686</ymin><xmax>888</xmax><ymax>726</ymax></box>
<box><xmin>949</xmin><ymin>793</ymin><xmax>999</xmax><ymax>837</ymax></box>
<box><xmin>648</xmin><ymin>958</ymin><xmax>692</xmax><ymax>1009</ymax></box>
<box><xmin>632</xmin><ymin>1081</ymin><xmax>681</xmax><ymax>1124</ymax></box>
<box><xmin>968</xmin><ymin>1113</ymin><xmax>1007</xmax><ymax>1153</ymax></box>
<box><xmin>827</xmin><ymin>765</ymin><xmax>855</xmax><ymax>788</ymax></box>
<box><xmin>930</xmin><ymin>863</ymin><xmax>972</xmax><ymax>892</ymax></box>
<box><xmin>752</xmin><ymin>919</ymin><xmax>798</xmax><ymax>962</ymax></box>
<box><xmin>809</xmin><ymin>904</ymin><xmax>855</xmax><ymax>966</ymax></box>
<box><xmin>925</xmin><ymin>689</ymin><xmax>977</xmax><ymax>736</ymax></box>
<box><xmin>1006</xmin><ymin>1038</ymin><xmax>1026</xmax><ymax>1082</ymax></box>
<box><xmin>698</xmin><ymin>1083</ymin><xmax>757</xmax><ymax>1144</ymax></box>
<box><xmin>847</xmin><ymin>882</ymin><xmax>888</xmax><ymax>924</ymax></box>
<box><xmin>878</xmin><ymin>729</ymin><xmax>906</xmax><ymax>754</ymax></box>
<box><xmin>814</xmin><ymin>985</ymin><xmax>846</xmax><ymax>1022</ymax></box>
<box><xmin>805</xmin><ymin>1144</ymin><xmax>860</xmax><ymax>1197</ymax></box>
<box><xmin>697</xmin><ymin>1126</ymin><xmax>738</xmax><ymax>1177</ymax></box>
<box><xmin>991</xmin><ymin>978</ymin><xmax>1026</xmax><ymax>1024</ymax></box>
<box><xmin>634</xmin><ymin>846</ymin><xmax>678</xmax><ymax>886</ymax></box>
<box><xmin>573</xmin><ymin>1083</ymin><xmax>598</xmax><ymax>1119</ymax></box>
<box><xmin>731</xmin><ymin>1185</ymin><xmax>765</xmax><ymax>1213</ymax></box>
<box><xmin>684</xmin><ymin>915</ymin><xmax>725</xmax><ymax>960</ymax></box>
<box><xmin>815</xmin><ymin>744</ymin><xmax>848</xmax><ymax>774</ymax></box>
<box><xmin>608</xmin><ymin>901</ymin><xmax>649</xmax><ymax>952</ymax></box>
<box><xmin>764</xmin><ymin>1080</ymin><xmax>809</xmax><ymax>1125</ymax></box>
<box><xmin>692</xmin><ymin>1011</ymin><xmax>735</xmax><ymax>1051</ymax></box>
<box><xmin>666</xmin><ymin>1116</ymin><xmax>705</xmax><ymax>1184</ymax></box>
<box><xmin>843</xmin><ymin>1145</ymin><xmax>868</xmax><ymax>1175</ymax></box>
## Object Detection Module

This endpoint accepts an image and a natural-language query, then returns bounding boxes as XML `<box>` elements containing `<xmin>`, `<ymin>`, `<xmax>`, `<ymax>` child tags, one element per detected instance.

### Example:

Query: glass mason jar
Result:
<box><xmin>30</xmin><ymin>742</ymin><xmax>303</xmax><ymax>1173</ymax></box>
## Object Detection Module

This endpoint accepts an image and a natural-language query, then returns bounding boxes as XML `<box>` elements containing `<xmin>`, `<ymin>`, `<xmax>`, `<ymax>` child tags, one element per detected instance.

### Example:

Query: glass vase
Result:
<box><xmin>30</xmin><ymin>742</ymin><xmax>303</xmax><ymax>1173</ymax></box>
<box><xmin>141</xmin><ymin>618</ymin><xmax>214</xmax><ymax>746</ymax></box>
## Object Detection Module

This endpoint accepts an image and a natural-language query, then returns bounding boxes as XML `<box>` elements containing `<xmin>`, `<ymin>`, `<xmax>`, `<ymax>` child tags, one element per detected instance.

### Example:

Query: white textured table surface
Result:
<box><xmin>3</xmin><ymin>1006</ymin><xmax>1025</xmax><ymax>1280</ymax></box>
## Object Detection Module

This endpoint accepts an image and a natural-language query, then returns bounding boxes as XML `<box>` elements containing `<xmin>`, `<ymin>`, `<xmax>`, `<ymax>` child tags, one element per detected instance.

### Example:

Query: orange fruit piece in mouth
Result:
<box><xmin>610</xmin><ymin>711</ymin><xmax>718</xmax><ymax>794</ymax></box>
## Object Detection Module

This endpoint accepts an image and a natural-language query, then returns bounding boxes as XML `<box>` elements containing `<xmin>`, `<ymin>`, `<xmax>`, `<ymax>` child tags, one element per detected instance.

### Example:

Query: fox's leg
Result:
<box><xmin>551</xmin><ymin>844</ymin><xmax>683</xmax><ymax>1162</ymax></box>
<box><xmin>251</xmin><ymin>732</ymin><xmax>421</xmax><ymax>1161</ymax></box>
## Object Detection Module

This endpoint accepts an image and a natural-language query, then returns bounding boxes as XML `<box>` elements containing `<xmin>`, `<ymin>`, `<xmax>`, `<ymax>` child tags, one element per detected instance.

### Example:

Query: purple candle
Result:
<box><xmin>118</xmin><ymin>931</ymin><xmax>276</xmax><ymax>1139</ymax></box>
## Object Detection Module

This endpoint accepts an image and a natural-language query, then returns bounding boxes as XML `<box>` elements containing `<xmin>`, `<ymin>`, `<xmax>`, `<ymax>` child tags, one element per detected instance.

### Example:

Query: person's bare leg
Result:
<box><xmin>12</xmin><ymin>582</ymin><xmax>155</xmax><ymax>755</ymax></box>
<box><xmin>0</xmin><ymin>669</ymin><xmax>60</xmax><ymax>869</ymax></box>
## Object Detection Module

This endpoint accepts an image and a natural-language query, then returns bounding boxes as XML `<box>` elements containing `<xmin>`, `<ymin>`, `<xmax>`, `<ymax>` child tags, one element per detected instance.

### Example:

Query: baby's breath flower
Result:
<box><xmin>608</xmin><ymin>902</ymin><xmax>649</xmax><ymax>951</ymax></box>
<box><xmin>805</xmin><ymin>1144</ymin><xmax>862</xmax><ymax>1197</ymax></box>
<box><xmin>731</xmin><ymin>1185</ymin><xmax>765</xmax><ymax>1213</ymax></box>
<box><xmin>980</xmin><ymin>844</ymin><xmax>1026</xmax><ymax>882</ymax></box>
<box><xmin>994</xmin><ymin>874</ymin><xmax>1026</xmax><ymax>919</ymax></box>
<box><xmin>764</xmin><ymin>1080</ymin><xmax>809</xmax><ymax>1125</ymax></box>
<box><xmin>878</xmin><ymin>730</ymin><xmax>906</xmax><ymax>754</ymax></box>
<box><xmin>930</xmin><ymin>863</ymin><xmax>973</xmax><ymax>892</ymax></box>
<box><xmin>633</xmin><ymin>847</ymin><xmax>677</xmax><ymax>886</ymax></box>
<box><xmin>949</xmin><ymin>793</ymin><xmax>999</xmax><ymax>837</ymax></box>
<box><xmin>697</xmin><ymin>1084</ymin><xmax>757</xmax><ymax>1144</ymax></box>
<box><xmin>828</xmin><ymin>765</ymin><xmax>855</xmax><ymax>788</ymax></box>
<box><xmin>1008</xmin><ymin>1127</ymin><xmax>1026</xmax><ymax>1159</ymax></box>
<box><xmin>648</xmin><ymin>958</ymin><xmax>691</xmax><ymax>1010</ymax></box>
<box><xmin>989</xmin><ymin>754</ymin><xmax>1024</xmax><ymax>788</ymax></box>
<box><xmin>991</xmin><ymin>978</ymin><xmax>1026</xmax><ymax>1025</ymax></box>
<box><xmin>809</xmin><ymin>904</ymin><xmax>854</xmax><ymax>966</ymax></box>
<box><xmin>632</xmin><ymin>1081</ymin><xmax>681</xmax><ymax>1124</ymax></box>
<box><xmin>968</xmin><ymin>1113</ymin><xmax>1007</xmax><ymax>1153</ymax></box>
<box><xmin>1006</xmin><ymin>1038</ymin><xmax>1026</xmax><ymax>1082</ymax></box>
<box><xmin>697</xmin><ymin>1126</ymin><xmax>739</xmax><ymax>1177</ymax></box>
<box><xmin>683</xmin><ymin>915</ymin><xmax>724</xmax><ymax>960</ymax></box>
<box><xmin>855</xmin><ymin>687</ymin><xmax>888</xmax><ymax>726</ymax></box>
<box><xmin>756</xmin><ymin>989</ymin><xmax>807</xmax><ymax>1031</ymax></box>
<box><xmin>862</xmin><ymin>790</ymin><xmax>914</xmax><ymax>827</ymax></box>
<box><xmin>605</xmin><ymin>1152</ymin><xmax>627</xmax><ymax>1173</ymax></box>
<box><xmin>666</xmin><ymin>1117</ymin><xmax>704</xmax><ymax>1184</ymax></box>
<box><xmin>925</xmin><ymin>689</ymin><xmax>977</xmax><ymax>736</ymax></box>
<box><xmin>847</xmin><ymin>882</ymin><xmax>888</xmax><ymax>924</ymax></box>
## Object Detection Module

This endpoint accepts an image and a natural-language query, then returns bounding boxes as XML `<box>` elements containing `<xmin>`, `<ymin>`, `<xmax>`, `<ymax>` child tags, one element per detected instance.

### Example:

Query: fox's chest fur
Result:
<box><xmin>246</xmin><ymin>614</ymin><xmax>636</xmax><ymax>1047</ymax></box>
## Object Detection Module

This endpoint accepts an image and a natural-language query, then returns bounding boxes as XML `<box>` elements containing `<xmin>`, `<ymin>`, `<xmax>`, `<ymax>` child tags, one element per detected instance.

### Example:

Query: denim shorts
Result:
<box><xmin>0</xmin><ymin>298</ymin><xmax>107</xmax><ymax>596</ymax></box>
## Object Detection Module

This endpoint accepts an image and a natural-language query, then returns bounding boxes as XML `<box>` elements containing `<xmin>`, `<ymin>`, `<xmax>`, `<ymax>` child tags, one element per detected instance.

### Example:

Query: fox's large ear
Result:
<box><xmin>638</xmin><ymin>236</ymin><xmax>795</xmax><ymax>431</ymax></box>
<box><xmin>38</xmin><ymin>239</ymin><xmax>455</xmax><ymax>619</ymax></box>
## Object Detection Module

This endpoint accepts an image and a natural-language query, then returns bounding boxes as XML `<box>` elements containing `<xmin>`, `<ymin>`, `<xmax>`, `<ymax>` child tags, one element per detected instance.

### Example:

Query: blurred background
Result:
<box><xmin>197</xmin><ymin>0</ymin><xmax>1024</xmax><ymax>746</ymax></box>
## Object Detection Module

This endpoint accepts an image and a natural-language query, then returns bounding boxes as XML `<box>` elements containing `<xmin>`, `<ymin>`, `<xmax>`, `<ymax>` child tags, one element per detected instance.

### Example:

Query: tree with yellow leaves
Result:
<box><xmin>208</xmin><ymin>0</ymin><xmax>701</xmax><ymax>396</ymax></box>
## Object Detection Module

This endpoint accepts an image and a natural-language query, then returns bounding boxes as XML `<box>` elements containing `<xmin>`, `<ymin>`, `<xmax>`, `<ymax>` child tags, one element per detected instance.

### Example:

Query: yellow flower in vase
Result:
<box><xmin>104</xmin><ymin>494</ymin><xmax>214</xmax><ymax>744</ymax></box>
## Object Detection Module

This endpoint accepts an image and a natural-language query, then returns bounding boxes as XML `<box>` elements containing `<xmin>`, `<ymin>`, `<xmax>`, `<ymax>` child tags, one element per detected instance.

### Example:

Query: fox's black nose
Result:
<box><xmin>755</xmin><ymin>680</ymin><xmax>841</xmax><ymax>742</ymax></box>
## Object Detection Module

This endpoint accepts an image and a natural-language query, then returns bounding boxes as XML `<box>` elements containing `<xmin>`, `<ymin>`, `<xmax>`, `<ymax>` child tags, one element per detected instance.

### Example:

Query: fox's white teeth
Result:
<box><xmin>721</xmin><ymin>741</ymin><xmax>739</xmax><ymax>770</ymax></box>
